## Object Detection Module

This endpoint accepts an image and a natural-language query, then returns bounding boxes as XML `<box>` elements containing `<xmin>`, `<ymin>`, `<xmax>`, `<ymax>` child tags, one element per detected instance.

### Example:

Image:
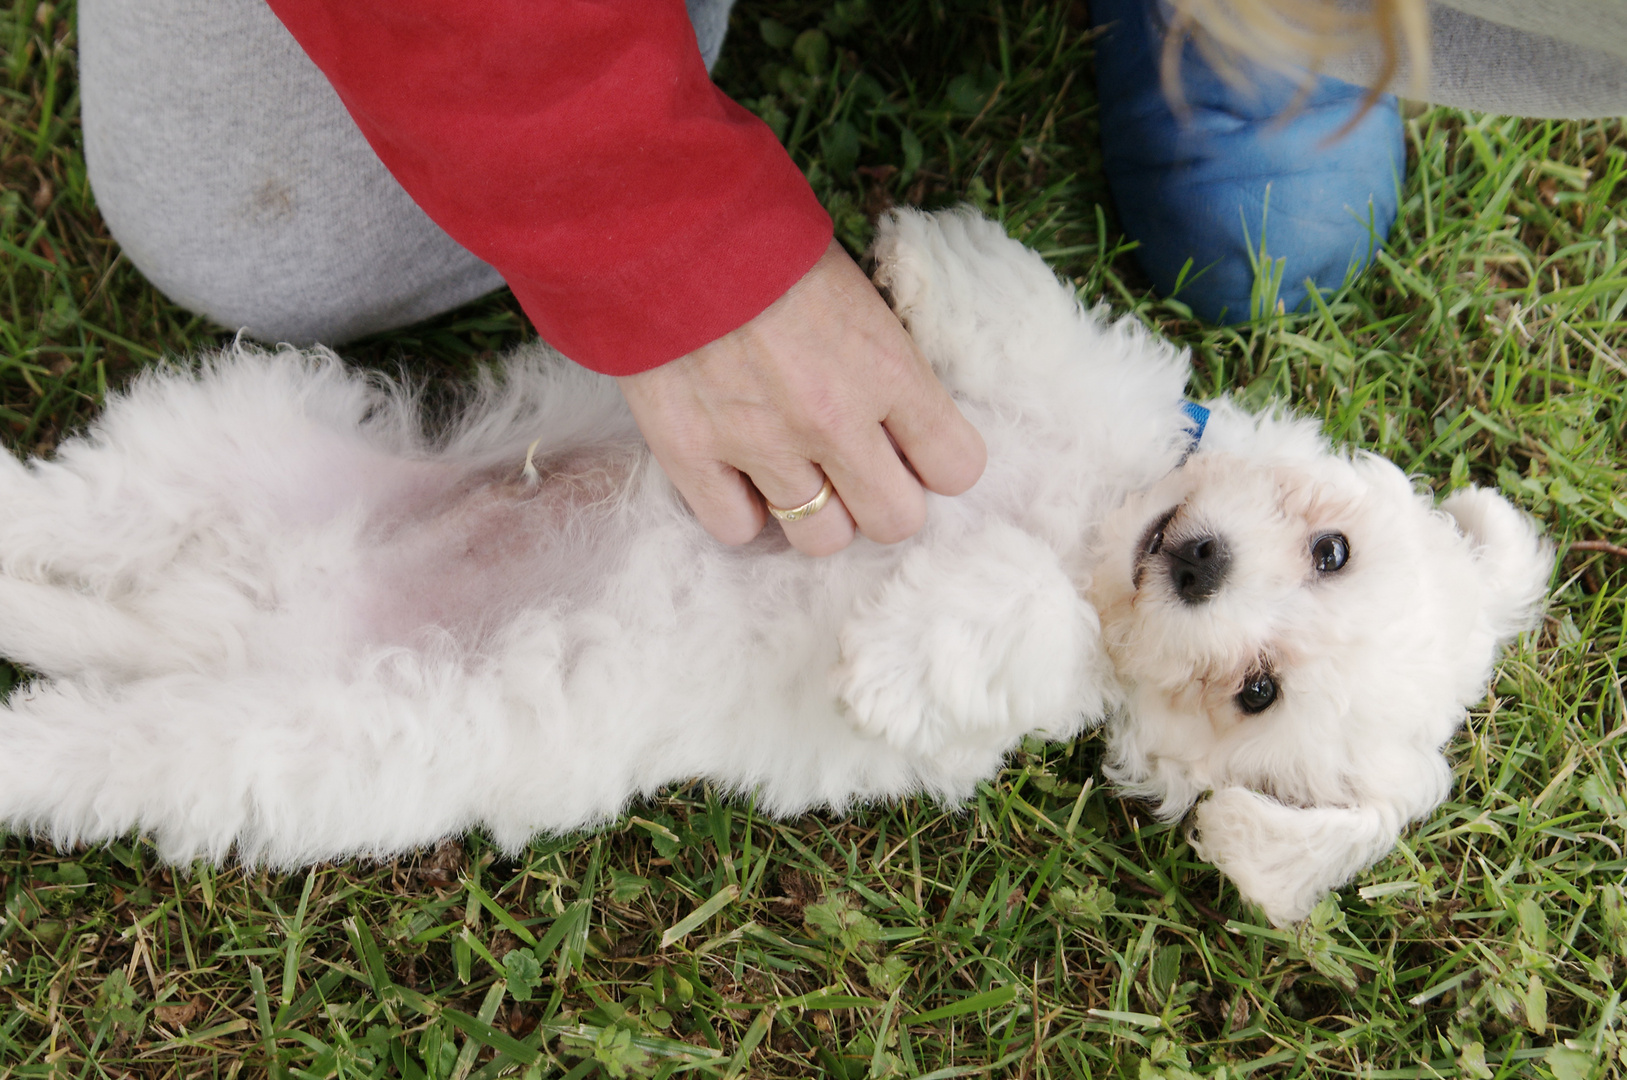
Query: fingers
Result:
<box><xmin>883</xmin><ymin>367</ymin><xmax>987</xmax><ymax>497</ymax></box>
<box><xmin>650</xmin><ymin>450</ymin><xmax>765</xmax><ymax>547</ymax></box>
<box><xmin>816</xmin><ymin>423</ymin><xmax>926</xmax><ymax>545</ymax></box>
<box><xmin>617</xmin><ymin>238</ymin><xmax>986</xmax><ymax>556</ymax></box>
<box><xmin>799</xmin><ymin>246</ymin><xmax>985</xmax><ymax>500</ymax></box>
<box><xmin>871</xmin><ymin>331</ymin><xmax>987</xmax><ymax>498</ymax></box>
<box><xmin>752</xmin><ymin>461</ymin><xmax>857</xmax><ymax>557</ymax></box>
<box><xmin>620</xmin><ymin>388</ymin><xmax>859</xmax><ymax>556</ymax></box>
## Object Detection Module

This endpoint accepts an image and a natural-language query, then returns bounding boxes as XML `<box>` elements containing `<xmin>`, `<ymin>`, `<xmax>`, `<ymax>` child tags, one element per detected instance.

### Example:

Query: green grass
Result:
<box><xmin>2</xmin><ymin>0</ymin><xmax>1625</xmax><ymax>1076</ymax></box>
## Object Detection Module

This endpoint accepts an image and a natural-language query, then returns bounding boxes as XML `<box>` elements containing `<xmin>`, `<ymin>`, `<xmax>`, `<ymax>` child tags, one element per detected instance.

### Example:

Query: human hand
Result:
<box><xmin>617</xmin><ymin>239</ymin><xmax>986</xmax><ymax>556</ymax></box>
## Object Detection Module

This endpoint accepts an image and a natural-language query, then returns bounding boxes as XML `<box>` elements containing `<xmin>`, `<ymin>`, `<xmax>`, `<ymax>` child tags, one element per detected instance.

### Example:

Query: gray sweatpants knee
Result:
<box><xmin>79</xmin><ymin>0</ymin><xmax>736</xmax><ymax>347</ymax></box>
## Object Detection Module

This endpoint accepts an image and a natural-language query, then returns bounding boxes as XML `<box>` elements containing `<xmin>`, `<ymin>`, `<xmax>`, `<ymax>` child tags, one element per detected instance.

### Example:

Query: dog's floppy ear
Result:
<box><xmin>1439</xmin><ymin>486</ymin><xmax>1552</xmax><ymax>640</ymax></box>
<box><xmin>1190</xmin><ymin>789</ymin><xmax>1406</xmax><ymax>926</ymax></box>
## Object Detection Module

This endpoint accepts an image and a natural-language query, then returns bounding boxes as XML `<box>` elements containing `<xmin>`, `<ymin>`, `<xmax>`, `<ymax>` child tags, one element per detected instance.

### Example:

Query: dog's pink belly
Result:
<box><xmin>357</xmin><ymin>446</ymin><xmax>641</xmax><ymax>649</ymax></box>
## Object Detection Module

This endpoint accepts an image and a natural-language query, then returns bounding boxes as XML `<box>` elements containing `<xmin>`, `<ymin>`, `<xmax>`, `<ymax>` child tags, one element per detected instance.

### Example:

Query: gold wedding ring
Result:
<box><xmin>765</xmin><ymin>475</ymin><xmax>835</xmax><ymax>522</ymax></box>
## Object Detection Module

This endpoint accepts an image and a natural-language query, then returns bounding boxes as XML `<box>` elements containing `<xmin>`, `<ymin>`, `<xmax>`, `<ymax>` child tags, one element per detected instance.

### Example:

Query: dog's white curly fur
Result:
<box><xmin>0</xmin><ymin>209</ymin><xmax>1551</xmax><ymax>924</ymax></box>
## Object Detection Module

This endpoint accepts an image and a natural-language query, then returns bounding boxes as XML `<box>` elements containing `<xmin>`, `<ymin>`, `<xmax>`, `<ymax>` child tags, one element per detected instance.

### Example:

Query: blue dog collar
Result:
<box><xmin>1180</xmin><ymin>400</ymin><xmax>1210</xmax><ymax>458</ymax></box>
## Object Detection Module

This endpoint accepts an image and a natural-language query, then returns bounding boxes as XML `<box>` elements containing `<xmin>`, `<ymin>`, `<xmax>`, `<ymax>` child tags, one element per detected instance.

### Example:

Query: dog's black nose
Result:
<box><xmin>1165</xmin><ymin>534</ymin><xmax>1230</xmax><ymax>604</ymax></box>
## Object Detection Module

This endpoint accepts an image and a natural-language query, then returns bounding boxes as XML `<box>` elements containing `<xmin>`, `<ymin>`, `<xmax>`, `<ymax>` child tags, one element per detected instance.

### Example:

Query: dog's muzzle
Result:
<box><xmin>1165</xmin><ymin>534</ymin><xmax>1230</xmax><ymax>604</ymax></box>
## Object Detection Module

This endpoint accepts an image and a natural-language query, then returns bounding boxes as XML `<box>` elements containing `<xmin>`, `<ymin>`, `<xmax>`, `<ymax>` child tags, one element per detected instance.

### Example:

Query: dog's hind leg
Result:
<box><xmin>0</xmin><ymin>357</ymin><xmax>408</xmax><ymax>680</ymax></box>
<box><xmin>0</xmin><ymin>657</ymin><xmax>594</xmax><ymax>864</ymax></box>
<box><xmin>0</xmin><ymin>453</ymin><xmax>189</xmax><ymax>679</ymax></box>
<box><xmin>0</xmin><ymin>448</ymin><xmax>279</xmax><ymax>680</ymax></box>
<box><xmin>0</xmin><ymin>349</ymin><xmax>408</xmax><ymax>583</ymax></box>
<box><xmin>0</xmin><ymin>576</ymin><xmax>247</xmax><ymax>681</ymax></box>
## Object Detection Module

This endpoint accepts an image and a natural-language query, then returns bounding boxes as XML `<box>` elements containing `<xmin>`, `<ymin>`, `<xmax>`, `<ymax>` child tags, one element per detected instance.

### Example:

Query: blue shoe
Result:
<box><xmin>1091</xmin><ymin>0</ymin><xmax>1405</xmax><ymax>322</ymax></box>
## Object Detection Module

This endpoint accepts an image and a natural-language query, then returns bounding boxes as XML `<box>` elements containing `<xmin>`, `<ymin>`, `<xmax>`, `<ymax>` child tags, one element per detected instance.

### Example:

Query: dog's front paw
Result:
<box><xmin>871</xmin><ymin>209</ymin><xmax>1084</xmax><ymax>400</ymax></box>
<box><xmin>834</xmin><ymin>523</ymin><xmax>1104</xmax><ymax>755</ymax></box>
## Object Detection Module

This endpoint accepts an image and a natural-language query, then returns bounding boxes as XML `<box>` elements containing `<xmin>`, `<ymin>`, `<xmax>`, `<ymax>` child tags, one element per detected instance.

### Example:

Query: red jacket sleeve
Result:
<box><xmin>264</xmin><ymin>0</ymin><xmax>833</xmax><ymax>375</ymax></box>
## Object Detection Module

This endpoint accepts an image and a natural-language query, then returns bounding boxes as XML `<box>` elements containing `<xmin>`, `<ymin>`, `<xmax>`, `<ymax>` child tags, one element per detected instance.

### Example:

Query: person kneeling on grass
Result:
<box><xmin>78</xmin><ymin>0</ymin><xmax>1627</xmax><ymax>555</ymax></box>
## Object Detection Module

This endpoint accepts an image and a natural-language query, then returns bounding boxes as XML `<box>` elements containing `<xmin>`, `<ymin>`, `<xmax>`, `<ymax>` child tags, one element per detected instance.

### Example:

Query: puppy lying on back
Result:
<box><xmin>0</xmin><ymin>209</ymin><xmax>1549</xmax><ymax>924</ymax></box>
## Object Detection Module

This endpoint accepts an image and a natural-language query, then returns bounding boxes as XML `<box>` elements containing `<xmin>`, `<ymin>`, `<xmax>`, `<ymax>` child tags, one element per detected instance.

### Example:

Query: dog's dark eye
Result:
<box><xmin>1312</xmin><ymin>533</ymin><xmax>1349</xmax><ymax>573</ymax></box>
<box><xmin>1144</xmin><ymin>508</ymin><xmax>1176</xmax><ymax>557</ymax></box>
<box><xmin>1236</xmin><ymin>670</ymin><xmax>1278</xmax><ymax>714</ymax></box>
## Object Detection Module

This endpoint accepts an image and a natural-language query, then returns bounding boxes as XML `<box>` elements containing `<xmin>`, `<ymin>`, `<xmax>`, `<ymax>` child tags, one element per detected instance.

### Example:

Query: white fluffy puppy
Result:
<box><xmin>0</xmin><ymin>210</ymin><xmax>1549</xmax><ymax>924</ymax></box>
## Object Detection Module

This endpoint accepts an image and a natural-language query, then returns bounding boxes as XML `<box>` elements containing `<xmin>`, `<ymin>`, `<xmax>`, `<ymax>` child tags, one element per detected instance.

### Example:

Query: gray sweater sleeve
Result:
<box><xmin>1286</xmin><ymin>0</ymin><xmax>1627</xmax><ymax>117</ymax></box>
